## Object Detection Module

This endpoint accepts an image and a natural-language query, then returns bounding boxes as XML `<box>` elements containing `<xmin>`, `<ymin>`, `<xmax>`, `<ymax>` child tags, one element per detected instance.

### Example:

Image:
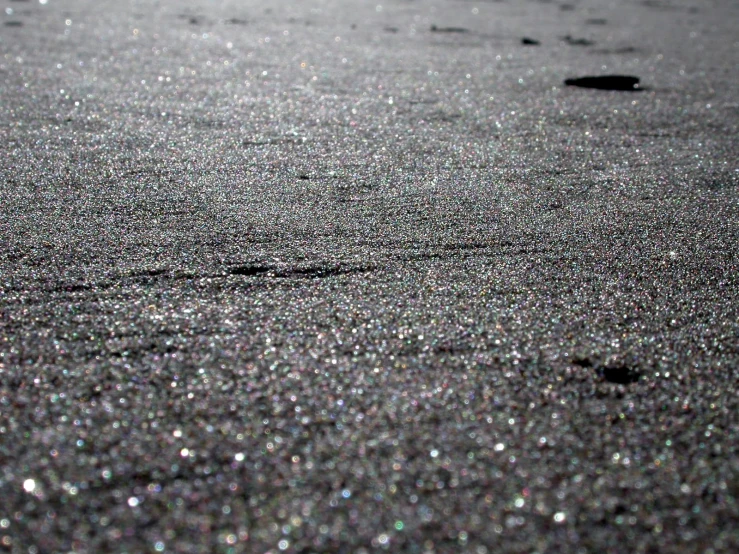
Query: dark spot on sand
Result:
<box><xmin>522</xmin><ymin>37</ymin><xmax>541</xmax><ymax>45</ymax></box>
<box><xmin>595</xmin><ymin>46</ymin><xmax>639</xmax><ymax>55</ymax></box>
<box><xmin>143</xmin><ymin>342</ymin><xmax>177</xmax><ymax>355</ymax></box>
<box><xmin>227</xmin><ymin>264</ymin><xmax>273</xmax><ymax>277</ymax></box>
<box><xmin>430</xmin><ymin>24</ymin><xmax>469</xmax><ymax>34</ymax></box>
<box><xmin>275</xmin><ymin>264</ymin><xmax>376</xmax><ymax>279</ymax></box>
<box><xmin>139</xmin><ymin>268</ymin><xmax>168</xmax><ymax>278</ymax></box>
<box><xmin>297</xmin><ymin>174</ymin><xmax>311</xmax><ymax>180</ymax></box>
<box><xmin>384</xmin><ymin>26</ymin><xmax>399</xmax><ymax>33</ymax></box>
<box><xmin>435</xmin><ymin>467</ymin><xmax>452</xmax><ymax>486</ymax></box>
<box><xmin>572</xmin><ymin>356</ymin><xmax>594</xmax><ymax>368</ymax></box>
<box><xmin>560</xmin><ymin>3</ymin><xmax>576</xmax><ymax>11</ymax></box>
<box><xmin>178</xmin><ymin>14</ymin><xmax>203</xmax><ymax>25</ymax></box>
<box><xmin>565</xmin><ymin>75</ymin><xmax>642</xmax><ymax>91</ymax></box>
<box><xmin>586</xmin><ymin>18</ymin><xmax>608</xmax><ymax>25</ymax></box>
<box><xmin>599</xmin><ymin>365</ymin><xmax>641</xmax><ymax>385</ymax></box>
<box><xmin>562</xmin><ymin>35</ymin><xmax>595</xmax><ymax>46</ymax></box>
<box><xmin>225</xmin><ymin>18</ymin><xmax>248</xmax><ymax>25</ymax></box>
<box><xmin>5</xmin><ymin>21</ymin><xmax>24</xmax><ymax>27</ymax></box>
<box><xmin>55</xmin><ymin>282</ymin><xmax>93</xmax><ymax>293</ymax></box>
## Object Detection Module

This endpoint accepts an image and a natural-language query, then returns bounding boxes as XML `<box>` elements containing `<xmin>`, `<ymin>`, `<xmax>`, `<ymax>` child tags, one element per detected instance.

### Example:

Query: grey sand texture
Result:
<box><xmin>1</xmin><ymin>0</ymin><xmax>737</xmax><ymax>552</ymax></box>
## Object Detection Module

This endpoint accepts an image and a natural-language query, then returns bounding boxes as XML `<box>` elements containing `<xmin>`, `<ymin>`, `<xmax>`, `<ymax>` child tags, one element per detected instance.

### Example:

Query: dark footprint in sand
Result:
<box><xmin>430</xmin><ymin>24</ymin><xmax>469</xmax><ymax>34</ymax></box>
<box><xmin>564</xmin><ymin>75</ymin><xmax>642</xmax><ymax>91</ymax></box>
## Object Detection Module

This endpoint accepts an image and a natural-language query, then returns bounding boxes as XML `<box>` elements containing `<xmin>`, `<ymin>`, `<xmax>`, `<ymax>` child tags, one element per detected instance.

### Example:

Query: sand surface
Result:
<box><xmin>1</xmin><ymin>0</ymin><xmax>737</xmax><ymax>552</ymax></box>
